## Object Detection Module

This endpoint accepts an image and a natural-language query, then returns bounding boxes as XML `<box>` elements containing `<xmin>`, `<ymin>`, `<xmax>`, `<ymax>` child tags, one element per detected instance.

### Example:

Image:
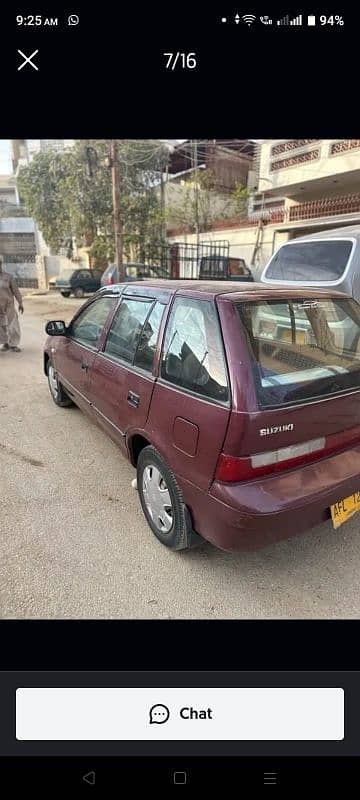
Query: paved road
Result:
<box><xmin>1</xmin><ymin>292</ymin><xmax>359</xmax><ymax>619</ymax></box>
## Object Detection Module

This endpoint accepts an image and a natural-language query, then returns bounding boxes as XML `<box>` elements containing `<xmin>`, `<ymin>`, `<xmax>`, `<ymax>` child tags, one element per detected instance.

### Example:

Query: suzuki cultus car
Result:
<box><xmin>44</xmin><ymin>280</ymin><xmax>360</xmax><ymax>551</ymax></box>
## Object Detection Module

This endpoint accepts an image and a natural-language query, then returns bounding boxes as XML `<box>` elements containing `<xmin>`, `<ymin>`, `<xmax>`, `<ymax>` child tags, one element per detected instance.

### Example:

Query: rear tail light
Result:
<box><xmin>215</xmin><ymin>424</ymin><xmax>360</xmax><ymax>483</ymax></box>
<box><xmin>107</xmin><ymin>276</ymin><xmax>114</xmax><ymax>285</ymax></box>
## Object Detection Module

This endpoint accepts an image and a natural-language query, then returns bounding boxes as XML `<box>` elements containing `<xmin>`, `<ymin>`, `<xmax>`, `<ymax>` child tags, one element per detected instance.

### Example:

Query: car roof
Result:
<box><xmin>282</xmin><ymin>225</ymin><xmax>360</xmax><ymax>243</ymax></box>
<box><xmin>100</xmin><ymin>279</ymin><xmax>350</xmax><ymax>302</ymax></box>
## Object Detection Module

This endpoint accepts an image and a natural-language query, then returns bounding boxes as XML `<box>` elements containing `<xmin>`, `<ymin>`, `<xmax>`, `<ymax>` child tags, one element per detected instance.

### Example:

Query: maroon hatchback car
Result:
<box><xmin>44</xmin><ymin>280</ymin><xmax>360</xmax><ymax>551</ymax></box>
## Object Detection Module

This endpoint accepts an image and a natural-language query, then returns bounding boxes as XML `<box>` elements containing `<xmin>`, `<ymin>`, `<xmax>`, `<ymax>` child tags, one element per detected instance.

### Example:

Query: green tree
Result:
<box><xmin>17</xmin><ymin>149</ymin><xmax>73</xmax><ymax>251</ymax></box>
<box><xmin>167</xmin><ymin>168</ymin><xmax>250</xmax><ymax>233</ymax></box>
<box><xmin>17</xmin><ymin>139</ymin><xmax>170</xmax><ymax>267</ymax></box>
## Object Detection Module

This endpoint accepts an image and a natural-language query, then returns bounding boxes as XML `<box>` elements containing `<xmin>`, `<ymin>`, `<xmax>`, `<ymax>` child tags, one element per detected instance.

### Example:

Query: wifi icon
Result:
<box><xmin>242</xmin><ymin>14</ymin><xmax>256</xmax><ymax>26</ymax></box>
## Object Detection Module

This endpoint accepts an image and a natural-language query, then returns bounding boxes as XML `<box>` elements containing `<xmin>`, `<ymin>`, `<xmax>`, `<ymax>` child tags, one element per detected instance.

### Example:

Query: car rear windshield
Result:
<box><xmin>236</xmin><ymin>298</ymin><xmax>360</xmax><ymax>408</ymax></box>
<box><xmin>200</xmin><ymin>257</ymin><xmax>229</xmax><ymax>278</ymax></box>
<box><xmin>265</xmin><ymin>240</ymin><xmax>353</xmax><ymax>282</ymax></box>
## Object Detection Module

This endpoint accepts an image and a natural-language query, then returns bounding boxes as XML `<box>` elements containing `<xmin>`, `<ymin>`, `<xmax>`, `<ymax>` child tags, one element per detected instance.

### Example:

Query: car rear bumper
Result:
<box><xmin>180</xmin><ymin>445</ymin><xmax>360</xmax><ymax>551</ymax></box>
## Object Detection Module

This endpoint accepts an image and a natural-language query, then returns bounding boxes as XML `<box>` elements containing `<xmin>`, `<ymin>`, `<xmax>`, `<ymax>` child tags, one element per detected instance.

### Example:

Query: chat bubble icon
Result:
<box><xmin>149</xmin><ymin>704</ymin><xmax>170</xmax><ymax>724</ymax></box>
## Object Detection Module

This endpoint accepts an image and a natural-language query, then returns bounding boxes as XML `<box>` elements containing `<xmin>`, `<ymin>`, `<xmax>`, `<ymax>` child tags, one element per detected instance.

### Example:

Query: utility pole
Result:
<box><xmin>110</xmin><ymin>139</ymin><xmax>124</xmax><ymax>282</ymax></box>
<box><xmin>193</xmin><ymin>139</ymin><xmax>200</xmax><ymax>252</ymax></box>
<box><xmin>250</xmin><ymin>176</ymin><xmax>273</xmax><ymax>270</ymax></box>
<box><xmin>160</xmin><ymin>166</ymin><xmax>167</xmax><ymax>241</ymax></box>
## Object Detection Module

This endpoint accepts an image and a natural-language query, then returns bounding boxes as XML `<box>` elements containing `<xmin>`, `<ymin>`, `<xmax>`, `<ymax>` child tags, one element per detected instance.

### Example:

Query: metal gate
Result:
<box><xmin>137</xmin><ymin>240</ymin><xmax>230</xmax><ymax>279</ymax></box>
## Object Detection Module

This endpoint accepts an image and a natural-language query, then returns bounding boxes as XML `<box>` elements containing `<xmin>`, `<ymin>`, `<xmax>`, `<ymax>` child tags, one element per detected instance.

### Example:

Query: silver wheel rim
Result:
<box><xmin>142</xmin><ymin>465</ymin><xmax>173</xmax><ymax>534</ymax></box>
<box><xmin>48</xmin><ymin>365</ymin><xmax>59</xmax><ymax>399</ymax></box>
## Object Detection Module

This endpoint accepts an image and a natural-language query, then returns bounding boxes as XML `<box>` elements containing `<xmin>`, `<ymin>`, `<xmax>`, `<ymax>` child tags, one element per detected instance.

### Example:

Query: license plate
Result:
<box><xmin>330</xmin><ymin>491</ymin><xmax>360</xmax><ymax>529</ymax></box>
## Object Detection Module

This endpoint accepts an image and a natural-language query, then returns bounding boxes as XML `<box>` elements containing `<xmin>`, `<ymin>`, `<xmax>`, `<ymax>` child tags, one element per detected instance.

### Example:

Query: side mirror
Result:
<box><xmin>45</xmin><ymin>320</ymin><xmax>67</xmax><ymax>336</ymax></box>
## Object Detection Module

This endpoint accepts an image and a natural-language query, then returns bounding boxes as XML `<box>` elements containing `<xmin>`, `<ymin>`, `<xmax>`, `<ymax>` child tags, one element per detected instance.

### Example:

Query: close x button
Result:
<box><xmin>17</xmin><ymin>49</ymin><xmax>39</xmax><ymax>71</ymax></box>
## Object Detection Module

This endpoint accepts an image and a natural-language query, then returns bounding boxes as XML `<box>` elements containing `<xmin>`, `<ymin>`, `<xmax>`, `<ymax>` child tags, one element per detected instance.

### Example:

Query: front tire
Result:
<box><xmin>60</xmin><ymin>291</ymin><xmax>71</xmax><ymax>298</ymax></box>
<box><xmin>47</xmin><ymin>360</ymin><xmax>73</xmax><ymax>407</ymax></box>
<box><xmin>137</xmin><ymin>446</ymin><xmax>195</xmax><ymax>550</ymax></box>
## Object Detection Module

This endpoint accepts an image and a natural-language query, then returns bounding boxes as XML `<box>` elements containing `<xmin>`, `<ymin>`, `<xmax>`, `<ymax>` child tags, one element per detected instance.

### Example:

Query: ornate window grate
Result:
<box><xmin>271</xmin><ymin>140</ymin><xmax>318</xmax><ymax>156</ymax></box>
<box><xmin>330</xmin><ymin>140</ymin><xmax>360</xmax><ymax>155</ymax></box>
<box><xmin>270</xmin><ymin>149</ymin><xmax>320</xmax><ymax>171</ymax></box>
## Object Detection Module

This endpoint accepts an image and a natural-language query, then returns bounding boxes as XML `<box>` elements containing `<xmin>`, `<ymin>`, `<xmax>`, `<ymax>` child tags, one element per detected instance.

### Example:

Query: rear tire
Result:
<box><xmin>47</xmin><ymin>360</ymin><xmax>74</xmax><ymax>407</ymax></box>
<box><xmin>74</xmin><ymin>287</ymin><xmax>84</xmax><ymax>298</ymax></box>
<box><xmin>137</xmin><ymin>446</ymin><xmax>199</xmax><ymax>551</ymax></box>
<box><xmin>60</xmin><ymin>291</ymin><xmax>71</xmax><ymax>298</ymax></box>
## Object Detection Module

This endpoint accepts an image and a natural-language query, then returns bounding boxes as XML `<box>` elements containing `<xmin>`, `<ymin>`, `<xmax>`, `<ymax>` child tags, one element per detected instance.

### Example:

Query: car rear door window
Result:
<box><xmin>133</xmin><ymin>301</ymin><xmax>164</xmax><ymax>372</ymax></box>
<box><xmin>104</xmin><ymin>297</ymin><xmax>153</xmax><ymax>364</ymax></box>
<box><xmin>70</xmin><ymin>296</ymin><xmax>116</xmax><ymax>348</ymax></box>
<box><xmin>161</xmin><ymin>297</ymin><xmax>229</xmax><ymax>402</ymax></box>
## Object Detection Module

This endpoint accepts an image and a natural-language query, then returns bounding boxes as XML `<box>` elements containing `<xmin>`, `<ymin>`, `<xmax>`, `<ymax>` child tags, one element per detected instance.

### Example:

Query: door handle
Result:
<box><xmin>127</xmin><ymin>390</ymin><xmax>140</xmax><ymax>408</ymax></box>
<box><xmin>81</xmin><ymin>361</ymin><xmax>89</xmax><ymax>371</ymax></box>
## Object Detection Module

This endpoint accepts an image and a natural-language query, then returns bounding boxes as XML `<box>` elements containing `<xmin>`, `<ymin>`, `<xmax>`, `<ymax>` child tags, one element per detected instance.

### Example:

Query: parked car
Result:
<box><xmin>100</xmin><ymin>263</ymin><xmax>157</xmax><ymax>287</ymax></box>
<box><xmin>56</xmin><ymin>268</ymin><xmax>102</xmax><ymax>298</ymax></box>
<box><xmin>260</xmin><ymin>225</ymin><xmax>360</xmax><ymax>302</ymax></box>
<box><xmin>44</xmin><ymin>280</ymin><xmax>360</xmax><ymax>552</ymax></box>
<box><xmin>199</xmin><ymin>255</ymin><xmax>253</xmax><ymax>281</ymax></box>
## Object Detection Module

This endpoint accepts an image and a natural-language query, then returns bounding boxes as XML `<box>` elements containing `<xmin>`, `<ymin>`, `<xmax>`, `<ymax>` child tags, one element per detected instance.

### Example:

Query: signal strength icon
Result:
<box><xmin>277</xmin><ymin>14</ymin><xmax>303</xmax><ymax>26</ymax></box>
<box><xmin>242</xmin><ymin>14</ymin><xmax>257</xmax><ymax>26</ymax></box>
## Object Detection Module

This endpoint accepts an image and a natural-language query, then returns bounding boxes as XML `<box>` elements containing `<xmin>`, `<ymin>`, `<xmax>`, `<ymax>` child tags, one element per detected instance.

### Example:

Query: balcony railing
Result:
<box><xmin>167</xmin><ymin>193</ymin><xmax>360</xmax><ymax>237</ymax></box>
<box><xmin>288</xmin><ymin>193</ymin><xmax>360</xmax><ymax>222</ymax></box>
<box><xmin>254</xmin><ymin>193</ymin><xmax>360</xmax><ymax>224</ymax></box>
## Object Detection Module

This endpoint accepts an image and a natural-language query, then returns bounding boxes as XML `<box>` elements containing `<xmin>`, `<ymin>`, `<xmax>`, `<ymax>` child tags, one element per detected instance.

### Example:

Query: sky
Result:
<box><xmin>0</xmin><ymin>140</ymin><xmax>12</xmax><ymax>174</ymax></box>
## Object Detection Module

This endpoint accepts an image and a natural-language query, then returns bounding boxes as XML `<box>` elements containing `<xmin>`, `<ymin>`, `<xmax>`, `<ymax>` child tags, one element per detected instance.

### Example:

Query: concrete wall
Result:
<box><xmin>4</xmin><ymin>261</ymin><xmax>37</xmax><ymax>280</ymax></box>
<box><xmin>44</xmin><ymin>255</ymin><xmax>76</xmax><ymax>279</ymax></box>
<box><xmin>258</xmin><ymin>140</ymin><xmax>360</xmax><ymax>194</ymax></box>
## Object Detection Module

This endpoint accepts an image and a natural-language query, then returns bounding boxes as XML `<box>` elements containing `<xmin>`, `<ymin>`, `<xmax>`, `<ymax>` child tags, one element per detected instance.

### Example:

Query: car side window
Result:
<box><xmin>133</xmin><ymin>301</ymin><xmax>165</xmax><ymax>372</ymax></box>
<box><xmin>104</xmin><ymin>298</ymin><xmax>153</xmax><ymax>364</ymax></box>
<box><xmin>161</xmin><ymin>297</ymin><xmax>229</xmax><ymax>402</ymax></box>
<box><xmin>70</xmin><ymin>296</ymin><xmax>115</xmax><ymax>348</ymax></box>
<box><xmin>79</xmin><ymin>270</ymin><xmax>90</xmax><ymax>279</ymax></box>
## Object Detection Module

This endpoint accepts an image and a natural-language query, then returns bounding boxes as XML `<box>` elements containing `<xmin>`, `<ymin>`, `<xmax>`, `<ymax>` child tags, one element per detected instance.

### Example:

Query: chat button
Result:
<box><xmin>16</xmin><ymin>687</ymin><xmax>344</xmax><ymax>741</ymax></box>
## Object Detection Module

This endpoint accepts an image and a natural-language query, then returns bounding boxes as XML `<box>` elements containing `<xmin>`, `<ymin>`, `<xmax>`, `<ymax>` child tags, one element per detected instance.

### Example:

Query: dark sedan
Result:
<box><xmin>56</xmin><ymin>268</ymin><xmax>102</xmax><ymax>298</ymax></box>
